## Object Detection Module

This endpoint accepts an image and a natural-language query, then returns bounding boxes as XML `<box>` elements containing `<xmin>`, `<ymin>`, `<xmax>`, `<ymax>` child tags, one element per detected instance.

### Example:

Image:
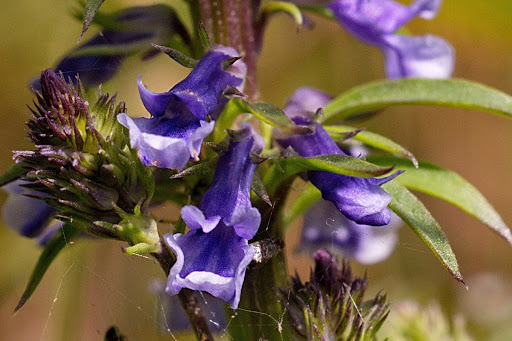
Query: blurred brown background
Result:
<box><xmin>1</xmin><ymin>0</ymin><xmax>512</xmax><ymax>340</ymax></box>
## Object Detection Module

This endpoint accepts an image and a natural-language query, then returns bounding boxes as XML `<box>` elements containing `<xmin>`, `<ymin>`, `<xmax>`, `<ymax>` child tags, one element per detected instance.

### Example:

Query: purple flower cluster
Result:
<box><xmin>118</xmin><ymin>45</ymin><xmax>246</xmax><ymax>170</ymax></box>
<box><xmin>164</xmin><ymin>124</ymin><xmax>263</xmax><ymax>308</ymax></box>
<box><xmin>277</xmin><ymin>87</ymin><xmax>403</xmax><ymax>226</ymax></box>
<box><xmin>327</xmin><ymin>0</ymin><xmax>454</xmax><ymax>78</ymax></box>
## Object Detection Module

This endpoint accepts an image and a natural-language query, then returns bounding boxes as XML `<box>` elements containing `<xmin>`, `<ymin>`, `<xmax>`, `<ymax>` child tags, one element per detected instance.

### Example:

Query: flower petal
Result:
<box><xmin>382</xmin><ymin>34</ymin><xmax>454</xmax><ymax>79</ymax></box>
<box><xmin>117</xmin><ymin>113</ymin><xmax>214</xmax><ymax>170</ymax></box>
<box><xmin>164</xmin><ymin>224</ymin><xmax>255</xmax><ymax>309</ymax></box>
<box><xmin>137</xmin><ymin>76</ymin><xmax>174</xmax><ymax>118</ymax></box>
<box><xmin>1</xmin><ymin>180</ymin><xmax>57</xmax><ymax>238</ymax></box>
<box><xmin>181</xmin><ymin>205</ymin><xmax>222</xmax><ymax>233</ymax></box>
<box><xmin>299</xmin><ymin>200</ymin><xmax>401</xmax><ymax>264</ymax></box>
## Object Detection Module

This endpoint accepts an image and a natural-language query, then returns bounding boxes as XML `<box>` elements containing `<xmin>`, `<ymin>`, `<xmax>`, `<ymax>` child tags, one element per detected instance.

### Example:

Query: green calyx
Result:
<box><xmin>113</xmin><ymin>205</ymin><xmax>161</xmax><ymax>255</ymax></box>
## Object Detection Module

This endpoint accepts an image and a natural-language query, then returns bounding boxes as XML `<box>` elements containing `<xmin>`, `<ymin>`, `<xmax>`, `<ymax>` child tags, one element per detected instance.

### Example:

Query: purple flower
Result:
<box><xmin>1</xmin><ymin>180</ymin><xmax>63</xmax><ymax>245</ymax></box>
<box><xmin>327</xmin><ymin>0</ymin><xmax>454</xmax><ymax>79</ymax></box>
<box><xmin>276</xmin><ymin>87</ymin><xmax>402</xmax><ymax>226</ymax></box>
<box><xmin>118</xmin><ymin>45</ymin><xmax>247</xmax><ymax>170</ymax></box>
<box><xmin>31</xmin><ymin>5</ymin><xmax>190</xmax><ymax>90</ymax></box>
<box><xmin>298</xmin><ymin>199</ymin><xmax>401</xmax><ymax>264</ymax></box>
<box><xmin>164</xmin><ymin>124</ymin><xmax>262</xmax><ymax>308</ymax></box>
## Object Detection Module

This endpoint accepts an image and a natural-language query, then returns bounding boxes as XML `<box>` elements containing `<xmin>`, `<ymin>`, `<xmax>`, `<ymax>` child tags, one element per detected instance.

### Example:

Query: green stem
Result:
<box><xmin>228</xmin><ymin>183</ymin><xmax>293</xmax><ymax>340</ymax></box>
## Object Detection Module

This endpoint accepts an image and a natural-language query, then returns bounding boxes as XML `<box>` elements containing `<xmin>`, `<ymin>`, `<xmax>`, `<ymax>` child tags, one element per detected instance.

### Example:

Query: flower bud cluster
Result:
<box><xmin>277</xmin><ymin>249</ymin><xmax>389</xmax><ymax>340</ymax></box>
<box><xmin>15</xmin><ymin>70</ymin><xmax>154</xmax><ymax>240</ymax></box>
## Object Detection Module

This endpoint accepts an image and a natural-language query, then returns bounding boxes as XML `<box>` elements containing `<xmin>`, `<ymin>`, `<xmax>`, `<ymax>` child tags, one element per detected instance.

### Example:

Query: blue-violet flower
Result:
<box><xmin>31</xmin><ymin>5</ymin><xmax>189</xmax><ymax>90</ymax></box>
<box><xmin>298</xmin><ymin>199</ymin><xmax>401</xmax><ymax>264</ymax></box>
<box><xmin>328</xmin><ymin>0</ymin><xmax>454</xmax><ymax>79</ymax></box>
<box><xmin>276</xmin><ymin>87</ymin><xmax>403</xmax><ymax>226</ymax></box>
<box><xmin>164</xmin><ymin>124</ymin><xmax>263</xmax><ymax>308</ymax></box>
<box><xmin>1</xmin><ymin>180</ymin><xmax>63</xmax><ymax>245</ymax></box>
<box><xmin>118</xmin><ymin>45</ymin><xmax>247</xmax><ymax>170</ymax></box>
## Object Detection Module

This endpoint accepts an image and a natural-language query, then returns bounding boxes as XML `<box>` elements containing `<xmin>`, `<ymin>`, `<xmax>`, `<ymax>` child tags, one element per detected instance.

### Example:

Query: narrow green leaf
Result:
<box><xmin>251</xmin><ymin>170</ymin><xmax>272</xmax><ymax>206</ymax></box>
<box><xmin>233</xmin><ymin>98</ymin><xmax>314</xmax><ymax>134</ymax></box>
<box><xmin>263</xmin><ymin>1</ymin><xmax>304</xmax><ymax>25</ymax></box>
<box><xmin>198</xmin><ymin>22</ymin><xmax>211</xmax><ymax>47</ymax></box>
<box><xmin>281</xmin><ymin>183</ymin><xmax>321</xmax><ymax>229</ymax></box>
<box><xmin>382</xmin><ymin>181</ymin><xmax>465</xmax><ymax>286</ymax></box>
<box><xmin>79</xmin><ymin>0</ymin><xmax>106</xmax><ymax>42</ymax></box>
<box><xmin>169</xmin><ymin>156</ymin><xmax>218</xmax><ymax>179</ymax></box>
<box><xmin>0</xmin><ymin>163</ymin><xmax>27</xmax><ymax>187</ymax></box>
<box><xmin>14</xmin><ymin>224</ymin><xmax>79</xmax><ymax>313</ymax></box>
<box><xmin>369</xmin><ymin>156</ymin><xmax>512</xmax><ymax>245</ymax></box>
<box><xmin>322</xmin><ymin>78</ymin><xmax>512</xmax><ymax>123</ymax></box>
<box><xmin>214</xmin><ymin>98</ymin><xmax>314</xmax><ymax>142</ymax></box>
<box><xmin>274</xmin><ymin>154</ymin><xmax>393</xmax><ymax>177</ymax></box>
<box><xmin>324</xmin><ymin>125</ymin><xmax>418</xmax><ymax>167</ymax></box>
<box><xmin>263</xmin><ymin>154</ymin><xmax>393</xmax><ymax>196</ymax></box>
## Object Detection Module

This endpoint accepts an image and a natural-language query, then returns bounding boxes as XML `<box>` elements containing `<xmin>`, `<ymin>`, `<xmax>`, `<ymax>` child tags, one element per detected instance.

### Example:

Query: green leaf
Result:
<box><xmin>79</xmin><ymin>0</ymin><xmax>106</xmax><ymax>42</ymax></box>
<box><xmin>0</xmin><ymin>163</ymin><xmax>27</xmax><ymax>187</ymax></box>
<box><xmin>151</xmin><ymin>43</ymin><xmax>198</xmax><ymax>68</ymax></box>
<box><xmin>382</xmin><ymin>181</ymin><xmax>465</xmax><ymax>286</ymax></box>
<box><xmin>369</xmin><ymin>156</ymin><xmax>512</xmax><ymax>245</ymax></box>
<box><xmin>281</xmin><ymin>183</ymin><xmax>321</xmax><ymax>229</ymax></box>
<box><xmin>324</xmin><ymin>125</ymin><xmax>418</xmax><ymax>167</ymax></box>
<box><xmin>273</xmin><ymin>154</ymin><xmax>393</xmax><ymax>177</ymax></box>
<box><xmin>322</xmin><ymin>78</ymin><xmax>512</xmax><ymax>123</ymax></box>
<box><xmin>14</xmin><ymin>224</ymin><xmax>79</xmax><ymax>313</ymax></box>
<box><xmin>263</xmin><ymin>1</ymin><xmax>303</xmax><ymax>25</ymax></box>
<box><xmin>263</xmin><ymin>154</ymin><xmax>393</xmax><ymax>196</ymax></box>
<box><xmin>233</xmin><ymin>98</ymin><xmax>314</xmax><ymax>134</ymax></box>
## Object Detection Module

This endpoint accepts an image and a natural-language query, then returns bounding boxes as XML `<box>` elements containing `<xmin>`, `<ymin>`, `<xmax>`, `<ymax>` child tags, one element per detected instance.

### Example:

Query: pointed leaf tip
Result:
<box><xmin>383</xmin><ymin>181</ymin><xmax>464</xmax><ymax>285</ymax></box>
<box><xmin>151</xmin><ymin>44</ymin><xmax>198</xmax><ymax>68</ymax></box>
<box><xmin>14</xmin><ymin>224</ymin><xmax>79</xmax><ymax>314</ymax></box>
<box><xmin>79</xmin><ymin>0</ymin><xmax>106</xmax><ymax>43</ymax></box>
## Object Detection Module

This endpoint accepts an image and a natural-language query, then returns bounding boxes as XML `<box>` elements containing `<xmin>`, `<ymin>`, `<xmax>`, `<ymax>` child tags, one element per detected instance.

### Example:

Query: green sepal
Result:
<box><xmin>14</xmin><ymin>223</ymin><xmax>80</xmax><ymax>314</ymax></box>
<box><xmin>322</xmin><ymin>78</ymin><xmax>512</xmax><ymax>123</ymax></box>
<box><xmin>251</xmin><ymin>169</ymin><xmax>272</xmax><ymax>206</ymax></box>
<box><xmin>114</xmin><ymin>205</ymin><xmax>161</xmax><ymax>255</ymax></box>
<box><xmin>151</xmin><ymin>43</ymin><xmax>198</xmax><ymax>68</ymax></box>
<box><xmin>0</xmin><ymin>163</ymin><xmax>28</xmax><ymax>187</ymax></box>
<box><xmin>369</xmin><ymin>155</ymin><xmax>512</xmax><ymax>245</ymax></box>
<box><xmin>382</xmin><ymin>181</ymin><xmax>466</xmax><ymax>286</ymax></box>
<box><xmin>79</xmin><ymin>0</ymin><xmax>106</xmax><ymax>42</ymax></box>
<box><xmin>325</xmin><ymin>125</ymin><xmax>418</xmax><ymax>167</ymax></box>
<box><xmin>263</xmin><ymin>154</ymin><xmax>394</xmax><ymax>196</ymax></box>
<box><xmin>262</xmin><ymin>1</ymin><xmax>304</xmax><ymax>25</ymax></box>
<box><xmin>169</xmin><ymin>155</ymin><xmax>218</xmax><ymax>179</ymax></box>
